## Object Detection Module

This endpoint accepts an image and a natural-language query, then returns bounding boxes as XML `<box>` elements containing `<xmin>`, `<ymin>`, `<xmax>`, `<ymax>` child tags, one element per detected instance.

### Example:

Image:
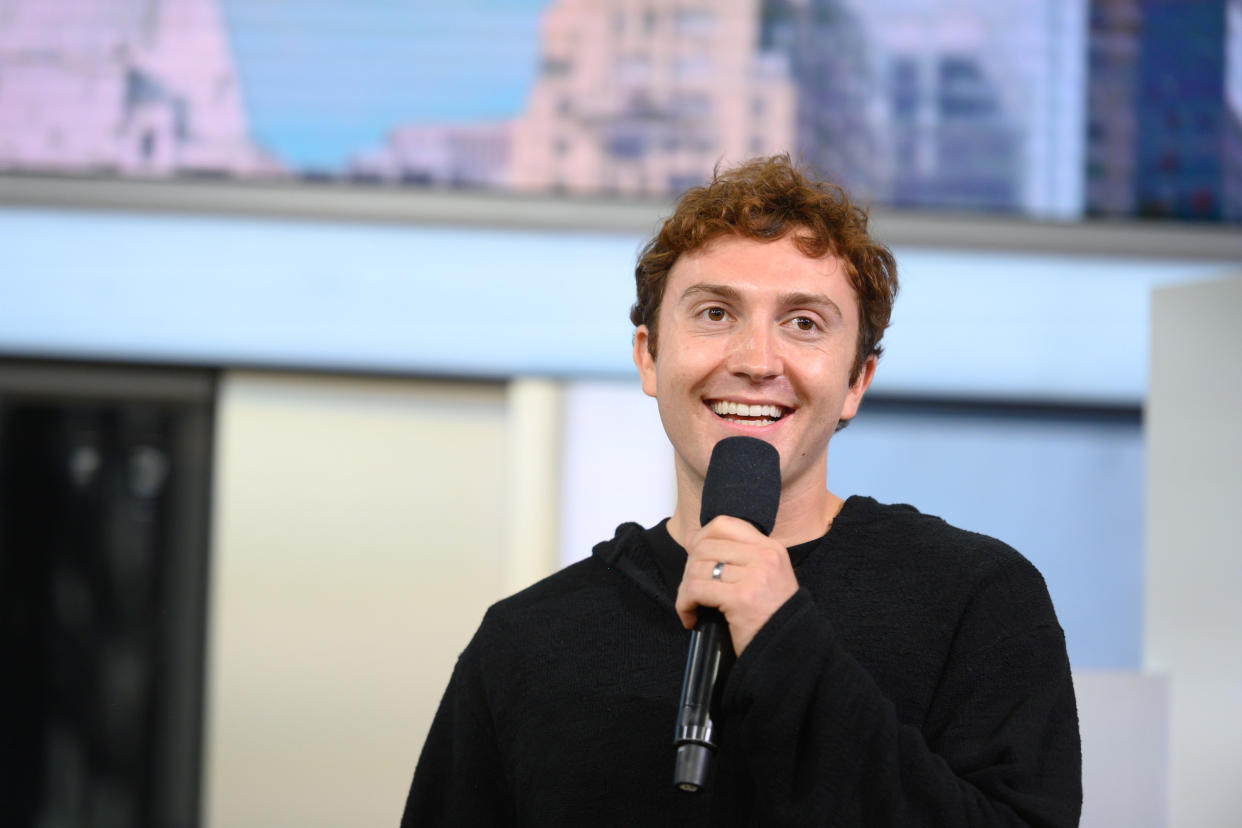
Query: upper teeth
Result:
<box><xmin>710</xmin><ymin>401</ymin><xmax>785</xmax><ymax>419</ymax></box>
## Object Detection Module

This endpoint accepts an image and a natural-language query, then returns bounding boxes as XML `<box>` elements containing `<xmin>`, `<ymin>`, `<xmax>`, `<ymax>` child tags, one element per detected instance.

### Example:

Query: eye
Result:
<box><xmin>703</xmin><ymin>307</ymin><xmax>727</xmax><ymax>322</ymax></box>
<box><xmin>791</xmin><ymin>316</ymin><xmax>818</xmax><ymax>332</ymax></box>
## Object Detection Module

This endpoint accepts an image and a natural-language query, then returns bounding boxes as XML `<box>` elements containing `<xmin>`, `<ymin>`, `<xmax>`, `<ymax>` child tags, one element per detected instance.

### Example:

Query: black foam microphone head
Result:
<box><xmin>699</xmin><ymin>436</ymin><xmax>781</xmax><ymax>537</ymax></box>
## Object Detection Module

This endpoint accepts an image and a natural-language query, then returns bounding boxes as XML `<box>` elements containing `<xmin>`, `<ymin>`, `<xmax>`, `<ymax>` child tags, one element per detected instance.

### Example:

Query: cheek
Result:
<box><xmin>656</xmin><ymin>365</ymin><xmax>687</xmax><ymax>403</ymax></box>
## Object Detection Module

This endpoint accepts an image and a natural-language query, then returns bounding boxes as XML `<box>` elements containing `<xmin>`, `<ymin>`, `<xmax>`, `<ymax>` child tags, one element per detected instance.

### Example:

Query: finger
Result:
<box><xmin>693</xmin><ymin>514</ymin><xmax>767</xmax><ymax>543</ymax></box>
<box><xmin>676</xmin><ymin>602</ymin><xmax>697</xmax><ymax>630</ymax></box>
<box><xmin>674</xmin><ymin>578</ymin><xmax>728</xmax><ymax>629</ymax></box>
<box><xmin>683</xmin><ymin>536</ymin><xmax>751</xmax><ymax>568</ymax></box>
<box><xmin>688</xmin><ymin>531</ymin><xmax>789</xmax><ymax>576</ymax></box>
<box><xmin>699</xmin><ymin>558</ymin><xmax>740</xmax><ymax>583</ymax></box>
<box><xmin>675</xmin><ymin>585</ymin><xmax>698</xmax><ymax>629</ymax></box>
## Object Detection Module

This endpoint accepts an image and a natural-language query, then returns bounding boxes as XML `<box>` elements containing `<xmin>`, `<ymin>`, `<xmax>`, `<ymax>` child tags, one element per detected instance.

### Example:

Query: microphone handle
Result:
<box><xmin>675</xmin><ymin>436</ymin><xmax>780</xmax><ymax>792</ymax></box>
<box><xmin>673</xmin><ymin>608</ymin><xmax>733</xmax><ymax>792</ymax></box>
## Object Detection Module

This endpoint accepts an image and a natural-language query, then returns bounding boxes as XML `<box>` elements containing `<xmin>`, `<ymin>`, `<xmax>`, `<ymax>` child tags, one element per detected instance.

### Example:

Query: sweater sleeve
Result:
<box><xmin>720</xmin><ymin>560</ymin><xmax>1082</xmax><ymax>827</ymax></box>
<box><xmin>400</xmin><ymin>637</ymin><xmax>516</xmax><ymax>827</ymax></box>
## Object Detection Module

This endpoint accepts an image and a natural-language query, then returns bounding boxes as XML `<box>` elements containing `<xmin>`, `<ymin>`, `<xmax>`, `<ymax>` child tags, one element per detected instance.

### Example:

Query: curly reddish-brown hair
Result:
<box><xmin>631</xmin><ymin>154</ymin><xmax>898</xmax><ymax>384</ymax></box>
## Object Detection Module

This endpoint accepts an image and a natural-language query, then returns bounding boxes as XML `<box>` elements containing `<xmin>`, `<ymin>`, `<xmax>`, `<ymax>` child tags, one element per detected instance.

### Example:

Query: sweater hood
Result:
<box><xmin>590</xmin><ymin>521</ymin><xmax>677</xmax><ymax>609</ymax></box>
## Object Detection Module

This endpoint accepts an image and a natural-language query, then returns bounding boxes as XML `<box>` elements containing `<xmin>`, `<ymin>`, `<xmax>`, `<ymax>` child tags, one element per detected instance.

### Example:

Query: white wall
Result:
<box><xmin>1146</xmin><ymin>275</ymin><xmax>1242</xmax><ymax>828</ymax></box>
<box><xmin>1076</xmin><ymin>672</ymin><xmax>1169</xmax><ymax>827</ymax></box>
<box><xmin>205</xmin><ymin>372</ymin><xmax>513</xmax><ymax>827</ymax></box>
<box><xmin>559</xmin><ymin>379</ymin><xmax>675</xmax><ymax>565</ymax></box>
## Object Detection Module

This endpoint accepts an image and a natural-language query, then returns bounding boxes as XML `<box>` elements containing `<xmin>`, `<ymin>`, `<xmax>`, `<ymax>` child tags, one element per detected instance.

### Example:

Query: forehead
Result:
<box><xmin>666</xmin><ymin>234</ymin><xmax>854</xmax><ymax>302</ymax></box>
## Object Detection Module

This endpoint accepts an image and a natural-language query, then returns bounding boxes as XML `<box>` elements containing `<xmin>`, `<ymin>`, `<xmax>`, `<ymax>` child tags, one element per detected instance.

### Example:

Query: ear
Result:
<box><xmin>633</xmin><ymin>325</ymin><xmax>658</xmax><ymax>398</ymax></box>
<box><xmin>839</xmin><ymin>355</ymin><xmax>877</xmax><ymax>421</ymax></box>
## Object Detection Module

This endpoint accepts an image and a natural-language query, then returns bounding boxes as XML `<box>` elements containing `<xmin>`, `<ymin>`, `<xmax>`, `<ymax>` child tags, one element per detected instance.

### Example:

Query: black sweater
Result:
<box><xmin>402</xmin><ymin>496</ymin><xmax>1081</xmax><ymax>826</ymax></box>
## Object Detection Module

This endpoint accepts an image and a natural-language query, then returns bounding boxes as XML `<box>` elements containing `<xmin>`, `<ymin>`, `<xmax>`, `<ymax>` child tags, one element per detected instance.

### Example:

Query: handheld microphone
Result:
<box><xmin>674</xmin><ymin>436</ymin><xmax>780</xmax><ymax>792</ymax></box>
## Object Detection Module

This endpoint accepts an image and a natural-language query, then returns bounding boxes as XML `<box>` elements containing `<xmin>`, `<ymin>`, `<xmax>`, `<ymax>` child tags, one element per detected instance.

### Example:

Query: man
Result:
<box><xmin>402</xmin><ymin>156</ymin><xmax>1082</xmax><ymax>826</ymax></box>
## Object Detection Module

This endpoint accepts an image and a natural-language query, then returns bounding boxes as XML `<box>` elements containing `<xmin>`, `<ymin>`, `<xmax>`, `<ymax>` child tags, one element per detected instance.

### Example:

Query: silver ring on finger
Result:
<box><xmin>711</xmin><ymin>561</ymin><xmax>726</xmax><ymax>581</ymax></box>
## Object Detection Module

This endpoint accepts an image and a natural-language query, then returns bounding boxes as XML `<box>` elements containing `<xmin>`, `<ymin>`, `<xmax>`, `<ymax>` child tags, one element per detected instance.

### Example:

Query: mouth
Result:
<box><xmin>707</xmin><ymin>399</ymin><xmax>789</xmax><ymax>426</ymax></box>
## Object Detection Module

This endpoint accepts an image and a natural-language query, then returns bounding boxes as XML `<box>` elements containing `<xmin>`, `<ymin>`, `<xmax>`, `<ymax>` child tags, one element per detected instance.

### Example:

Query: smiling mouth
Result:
<box><xmin>708</xmin><ymin>400</ymin><xmax>788</xmax><ymax>425</ymax></box>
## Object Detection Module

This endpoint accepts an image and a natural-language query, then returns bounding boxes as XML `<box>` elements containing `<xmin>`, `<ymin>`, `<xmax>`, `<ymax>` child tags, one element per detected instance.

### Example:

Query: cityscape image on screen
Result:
<box><xmin>1</xmin><ymin>0</ymin><xmax>1238</xmax><ymax>221</ymax></box>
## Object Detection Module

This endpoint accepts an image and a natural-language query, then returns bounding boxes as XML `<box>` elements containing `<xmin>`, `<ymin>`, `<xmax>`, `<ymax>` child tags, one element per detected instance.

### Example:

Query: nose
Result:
<box><xmin>726</xmin><ymin>321</ymin><xmax>782</xmax><ymax>381</ymax></box>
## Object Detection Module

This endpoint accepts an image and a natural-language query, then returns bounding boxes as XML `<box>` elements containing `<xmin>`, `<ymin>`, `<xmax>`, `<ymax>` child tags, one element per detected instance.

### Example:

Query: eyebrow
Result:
<box><xmin>784</xmin><ymin>291</ymin><xmax>844</xmax><ymax>320</ymax></box>
<box><xmin>680</xmin><ymin>283</ymin><xmax>742</xmax><ymax>303</ymax></box>
<box><xmin>680</xmin><ymin>283</ymin><xmax>844</xmax><ymax>320</ymax></box>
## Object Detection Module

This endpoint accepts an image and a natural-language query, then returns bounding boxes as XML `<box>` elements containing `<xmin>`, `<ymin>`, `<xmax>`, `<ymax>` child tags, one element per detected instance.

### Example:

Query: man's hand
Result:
<box><xmin>675</xmin><ymin>515</ymin><xmax>799</xmax><ymax>656</ymax></box>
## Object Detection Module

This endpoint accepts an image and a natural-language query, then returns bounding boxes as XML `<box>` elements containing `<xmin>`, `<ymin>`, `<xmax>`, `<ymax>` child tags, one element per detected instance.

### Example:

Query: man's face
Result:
<box><xmin>633</xmin><ymin>234</ymin><xmax>875</xmax><ymax>501</ymax></box>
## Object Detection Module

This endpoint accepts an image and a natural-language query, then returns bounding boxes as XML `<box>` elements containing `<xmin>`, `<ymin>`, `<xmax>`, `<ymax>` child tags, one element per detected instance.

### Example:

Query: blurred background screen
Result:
<box><xmin>0</xmin><ymin>0</ymin><xmax>1239</xmax><ymax>222</ymax></box>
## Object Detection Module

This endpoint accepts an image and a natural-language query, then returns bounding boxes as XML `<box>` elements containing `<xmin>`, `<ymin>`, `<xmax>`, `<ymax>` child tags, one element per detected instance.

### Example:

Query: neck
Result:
<box><xmin>666</xmin><ymin>458</ymin><xmax>845</xmax><ymax>549</ymax></box>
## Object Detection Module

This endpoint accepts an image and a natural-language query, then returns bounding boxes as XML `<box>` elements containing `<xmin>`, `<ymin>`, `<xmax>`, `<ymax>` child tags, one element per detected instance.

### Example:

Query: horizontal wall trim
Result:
<box><xmin>3</xmin><ymin>172</ymin><xmax>1240</xmax><ymax>262</ymax></box>
<box><xmin>0</xmin><ymin>357</ymin><xmax>216</xmax><ymax>403</ymax></box>
<box><xmin>0</xmin><ymin>353</ymin><xmax>511</xmax><ymax>392</ymax></box>
<box><xmin>862</xmin><ymin>393</ymin><xmax>1143</xmax><ymax>426</ymax></box>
